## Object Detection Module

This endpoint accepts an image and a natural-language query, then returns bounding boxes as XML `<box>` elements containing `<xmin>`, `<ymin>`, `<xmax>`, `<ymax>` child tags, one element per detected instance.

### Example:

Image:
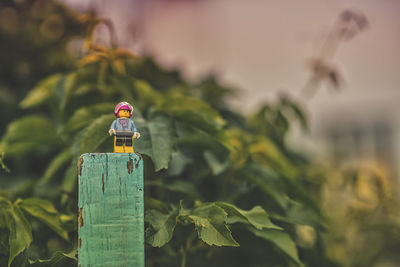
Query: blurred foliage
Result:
<box><xmin>0</xmin><ymin>0</ymin><xmax>89</xmax><ymax>134</ymax></box>
<box><xmin>0</xmin><ymin>1</ymin><xmax>399</xmax><ymax>267</ymax></box>
<box><xmin>321</xmin><ymin>160</ymin><xmax>400</xmax><ymax>267</ymax></box>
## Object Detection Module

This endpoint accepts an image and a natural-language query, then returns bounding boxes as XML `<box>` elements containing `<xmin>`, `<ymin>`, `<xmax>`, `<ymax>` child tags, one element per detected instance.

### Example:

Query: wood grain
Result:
<box><xmin>78</xmin><ymin>153</ymin><xmax>144</xmax><ymax>267</ymax></box>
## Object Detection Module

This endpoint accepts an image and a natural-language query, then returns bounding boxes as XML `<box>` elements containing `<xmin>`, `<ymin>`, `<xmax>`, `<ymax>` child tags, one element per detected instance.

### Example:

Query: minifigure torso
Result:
<box><xmin>110</xmin><ymin>118</ymin><xmax>137</xmax><ymax>133</ymax></box>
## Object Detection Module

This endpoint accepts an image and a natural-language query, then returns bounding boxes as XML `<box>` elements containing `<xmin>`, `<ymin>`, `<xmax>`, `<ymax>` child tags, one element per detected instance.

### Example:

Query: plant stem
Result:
<box><xmin>180</xmin><ymin>246</ymin><xmax>187</xmax><ymax>267</ymax></box>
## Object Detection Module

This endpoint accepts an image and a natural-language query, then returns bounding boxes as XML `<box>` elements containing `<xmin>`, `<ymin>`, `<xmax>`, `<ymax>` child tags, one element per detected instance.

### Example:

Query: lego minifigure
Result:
<box><xmin>109</xmin><ymin>102</ymin><xmax>140</xmax><ymax>153</ymax></box>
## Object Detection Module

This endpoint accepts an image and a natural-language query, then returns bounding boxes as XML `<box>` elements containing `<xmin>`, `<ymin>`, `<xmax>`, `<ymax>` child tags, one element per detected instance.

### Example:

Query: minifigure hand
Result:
<box><xmin>133</xmin><ymin>132</ymin><xmax>141</xmax><ymax>139</ymax></box>
<box><xmin>109</xmin><ymin>129</ymin><xmax>116</xmax><ymax>136</ymax></box>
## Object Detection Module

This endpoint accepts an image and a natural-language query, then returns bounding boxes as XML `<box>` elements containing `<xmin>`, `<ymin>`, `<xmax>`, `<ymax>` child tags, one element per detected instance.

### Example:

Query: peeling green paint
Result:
<box><xmin>78</xmin><ymin>153</ymin><xmax>144</xmax><ymax>267</ymax></box>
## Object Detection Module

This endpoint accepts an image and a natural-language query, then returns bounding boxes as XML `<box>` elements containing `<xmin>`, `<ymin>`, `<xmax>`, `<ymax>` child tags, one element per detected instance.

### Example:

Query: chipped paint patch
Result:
<box><xmin>134</xmin><ymin>152</ymin><xmax>142</xmax><ymax>168</ymax></box>
<box><xmin>78</xmin><ymin>238</ymin><xmax>82</xmax><ymax>248</ymax></box>
<box><xmin>78</xmin><ymin>207</ymin><xmax>84</xmax><ymax>227</ymax></box>
<box><xmin>78</xmin><ymin>156</ymin><xmax>84</xmax><ymax>176</ymax></box>
<box><xmin>127</xmin><ymin>159</ymin><xmax>134</xmax><ymax>174</ymax></box>
<box><xmin>101</xmin><ymin>174</ymin><xmax>105</xmax><ymax>193</ymax></box>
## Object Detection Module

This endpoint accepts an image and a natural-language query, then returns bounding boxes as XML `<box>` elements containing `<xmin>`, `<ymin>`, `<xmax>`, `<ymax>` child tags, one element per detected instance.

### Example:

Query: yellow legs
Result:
<box><xmin>114</xmin><ymin>135</ymin><xmax>134</xmax><ymax>153</ymax></box>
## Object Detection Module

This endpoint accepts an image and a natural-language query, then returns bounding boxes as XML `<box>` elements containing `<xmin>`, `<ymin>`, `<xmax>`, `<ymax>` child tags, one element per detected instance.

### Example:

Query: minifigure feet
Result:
<box><xmin>114</xmin><ymin>145</ymin><xmax>125</xmax><ymax>153</ymax></box>
<box><xmin>125</xmin><ymin>146</ymin><xmax>134</xmax><ymax>153</ymax></box>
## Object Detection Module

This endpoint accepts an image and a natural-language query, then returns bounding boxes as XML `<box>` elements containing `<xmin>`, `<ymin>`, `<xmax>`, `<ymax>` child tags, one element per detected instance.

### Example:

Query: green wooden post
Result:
<box><xmin>78</xmin><ymin>153</ymin><xmax>144</xmax><ymax>267</ymax></box>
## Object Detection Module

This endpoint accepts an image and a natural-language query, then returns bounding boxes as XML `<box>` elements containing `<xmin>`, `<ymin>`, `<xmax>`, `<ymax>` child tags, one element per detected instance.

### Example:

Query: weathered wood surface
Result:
<box><xmin>78</xmin><ymin>153</ymin><xmax>144</xmax><ymax>267</ymax></box>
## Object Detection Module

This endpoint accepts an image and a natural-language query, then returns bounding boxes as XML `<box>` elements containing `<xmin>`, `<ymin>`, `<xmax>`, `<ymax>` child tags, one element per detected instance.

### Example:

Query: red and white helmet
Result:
<box><xmin>114</xmin><ymin>101</ymin><xmax>133</xmax><ymax>118</ymax></box>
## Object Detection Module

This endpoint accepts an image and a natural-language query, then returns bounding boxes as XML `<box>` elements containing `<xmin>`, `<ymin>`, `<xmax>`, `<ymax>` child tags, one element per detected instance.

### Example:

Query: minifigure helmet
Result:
<box><xmin>114</xmin><ymin>101</ymin><xmax>133</xmax><ymax>118</ymax></box>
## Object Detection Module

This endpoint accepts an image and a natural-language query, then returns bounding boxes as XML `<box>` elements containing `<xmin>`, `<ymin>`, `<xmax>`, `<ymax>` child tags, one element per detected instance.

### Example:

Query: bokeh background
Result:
<box><xmin>63</xmin><ymin>0</ymin><xmax>400</xmax><ymax>176</ymax></box>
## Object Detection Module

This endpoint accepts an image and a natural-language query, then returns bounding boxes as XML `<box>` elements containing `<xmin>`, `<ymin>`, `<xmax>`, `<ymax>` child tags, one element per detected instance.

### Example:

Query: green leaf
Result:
<box><xmin>79</xmin><ymin>114</ymin><xmax>114</xmax><ymax>154</ymax></box>
<box><xmin>0</xmin><ymin>152</ymin><xmax>10</xmax><ymax>173</ymax></box>
<box><xmin>64</xmin><ymin>103</ymin><xmax>115</xmax><ymax>133</ymax></box>
<box><xmin>18</xmin><ymin>198</ymin><xmax>69</xmax><ymax>241</ymax></box>
<box><xmin>39</xmin><ymin>149</ymin><xmax>72</xmax><ymax>184</ymax></box>
<box><xmin>2</xmin><ymin>203</ymin><xmax>33</xmax><ymax>267</ymax></box>
<box><xmin>243</xmin><ymin>164</ymin><xmax>289</xmax><ymax>211</ymax></box>
<box><xmin>280</xmin><ymin>96</ymin><xmax>308</xmax><ymax>131</ymax></box>
<box><xmin>157</xmin><ymin>96</ymin><xmax>225</xmax><ymax>135</ymax></box>
<box><xmin>60</xmin><ymin>163</ymin><xmax>78</xmax><ymax>205</ymax></box>
<box><xmin>145</xmin><ymin>206</ymin><xmax>180</xmax><ymax>247</ymax></box>
<box><xmin>249</xmin><ymin>136</ymin><xmax>297</xmax><ymax>179</ymax></box>
<box><xmin>135</xmin><ymin>114</ymin><xmax>176</xmax><ymax>171</ymax></box>
<box><xmin>167</xmin><ymin>151</ymin><xmax>192</xmax><ymax>176</ymax></box>
<box><xmin>1</xmin><ymin>115</ymin><xmax>62</xmax><ymax>156</ymax></box>
<box><xmin>28</xmin><ymin>250</ymin><xmax>77</xmax><ymax>266</ymax></box>
<box><xmin>146</xmin><ymin>180</ymin><xmax>201</xmax><ymax>199</ymax></box>
<box><xmin>203</xmin><ymin>150</ymin><xmax>229</xmax><ymax>175</ymax></box>
<box><xmin>187</xmin><ymin>203</ymin><xmax>239</xmax><ymax>247</ymax></box>
<box><xmin>248</xmin><ymin>227</ymin><xmax>303</xmax><ymax>266</ymax></box>
<box><xmin>20</xmin><ymin>74</ymin><xmax>63</xmax><ymax>109</ymax></box>
<box><xmin>215</xmin><ymin>202</ymin><xmax>282</xmax><ymax>230</ymax></box>
<box><xmin>177</xmin><ymin>129</ymin><xmax>230</xmax><ymax>162</ymax></box>
<box><xmin>58</xmin><ymin>73</ymin><xmax>80</xmax><ymax>113</ymax></box>
<box><xmin>271</xmin><ymin>200</ymin><xmax>325</xmax><ymax>229</ymax></box>
<box><xmin>144</xmin><ymin>197</ymin><xmax>171</xmax><ymax>213</ymax></box>
<box><xmin>133</xmin><ymin>80</ymin><xmax>163</xmax><ymax>111</ymax></box>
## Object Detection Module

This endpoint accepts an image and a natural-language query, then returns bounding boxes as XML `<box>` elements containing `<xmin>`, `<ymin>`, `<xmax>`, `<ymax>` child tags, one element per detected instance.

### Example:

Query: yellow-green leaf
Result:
<box><xmin>1</xmin><ymin>115</ymin><xmax>62</xmax><ymax>156</ymax></box>
<box><xmin>20</xmin><ymin>74</ymin><xmax>63</xmax><ymax>109</ymax></box>
<box><xmin>18</xmin><ymin>198</ymin><xmax>69</xmax><ymax>241</ymax></box>
<box><xmin>3</xmin><ymin>203</ymin><xmax>32</xmax><ymax>267</ymax></box>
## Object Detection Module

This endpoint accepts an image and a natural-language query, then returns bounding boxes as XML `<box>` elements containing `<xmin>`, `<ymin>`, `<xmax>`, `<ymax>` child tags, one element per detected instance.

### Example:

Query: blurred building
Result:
<box><xmin>62</xmin><ymin>0</ymin><xmax>400</xmax><ymax>181</ymax></box>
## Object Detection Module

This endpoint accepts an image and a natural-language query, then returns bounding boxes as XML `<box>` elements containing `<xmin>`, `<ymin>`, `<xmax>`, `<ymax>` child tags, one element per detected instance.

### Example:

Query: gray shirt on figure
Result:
<box><xmin>110</xmin><ymin>118</ymin><xmax>137</xmax><ymax>133</ymax></box>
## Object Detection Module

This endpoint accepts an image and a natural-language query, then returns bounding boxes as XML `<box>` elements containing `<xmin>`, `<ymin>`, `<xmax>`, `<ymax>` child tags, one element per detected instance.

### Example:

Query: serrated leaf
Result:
<box><xmin>248</xmin><ymin>227</ymin><xmax>303</xmax><ymax>266</ymax></box>
<box><xmin>28</xmin><ymin>250</ymin><xmax>77</xmax><ymax>266</ymax></box>
<box><xmin>64</xmin><ymin>102</ymin><xmax>115</xmax><ymax>133</ymax></box>
<box><xmin>20</xmin><ymin>74</ymin><xmax>63</xmax><ymax>108</ymax></box>
<box><xmin>145</xmin><ymin>206</ymin><xmax>179</xmax><ymax>247</ymax></box>
<box><xmin>2</xmin><ymin>203</ymin><xmax>32</xmax><ymax>267</ymax></box>
<box><xmin>215</xmin><ymin>202</ymin><xmax>282</xmax><ymax>230</ymax></box>
<box><xmin>39</xmin><ymin>149</ymin><xmax>72</xmax><ymax>184</ymax></box>
<box><xmin>188</xmin><ymin>203</ymin><xmax>239</xmax><ymax>247</ymax></box>
<box><xmin>1</xmin><ymin>115</ymin><xmax>62</xmax><ymax>156</ymax></box>
<box><xmin>18</xmin><ymin>198</ymin><xmax>69</xmax><ymax>241</ymax></box>
<box><xmin>80</xmin><ymin>114</ymin><xmax>114</xmax><ymax>154</ymax></box>
<box><xmin>135</xmin><ymin>114</ymin><xmax>176</xmax><ymax>171</ymax></box>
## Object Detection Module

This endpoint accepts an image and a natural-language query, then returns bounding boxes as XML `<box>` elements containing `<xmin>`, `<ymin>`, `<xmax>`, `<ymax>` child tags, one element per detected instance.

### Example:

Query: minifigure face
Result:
<box><xmin>118</xmin><ymin>109</ymin><xmax>130</xmax><ymax>118</ymax></box>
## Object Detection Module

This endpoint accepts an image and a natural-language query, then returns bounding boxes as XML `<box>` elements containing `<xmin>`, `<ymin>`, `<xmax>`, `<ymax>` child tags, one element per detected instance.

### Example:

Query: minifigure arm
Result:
<box><xmin>131</xmin><ymin>120</ymin><xmax>137</xmax><ymax>133</ymax></box>
<box><xmin>131</xmin><ymin>120</ymin><xmax>140</xmax><ymax>139</ymax></box>
<box><xmin>109</xmin><ymin>120</ymin><xmax>117</xmax><ymax>135</ymax></box>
